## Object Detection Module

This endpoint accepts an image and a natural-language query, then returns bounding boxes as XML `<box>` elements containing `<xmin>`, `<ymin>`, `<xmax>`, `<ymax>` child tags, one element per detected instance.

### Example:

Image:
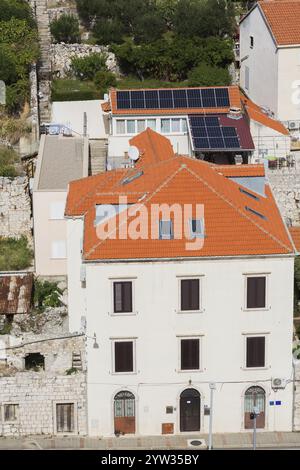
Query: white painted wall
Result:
<box><xmin>33</xmin><ymin>191</ymin><xmax>67</xmax><ymax>276</ymax></box>
<box><xmin>66</xmin><ymin>218</ymin><xmax>294</xmax><ymax>436</ymax></box>
<box><xmin>249</xmin><ymin>120</ymin><xmax>291</xmax><ymax>163</ymax></box>
<box><xmin>240</xmin><ymin>7</ymin><xmax>278</xmax><ymax>116</ymax></box>
<box><xmin>277</xmin><ymin>48</ymin><xmax>300</xmax><ymax>122</ymax></box>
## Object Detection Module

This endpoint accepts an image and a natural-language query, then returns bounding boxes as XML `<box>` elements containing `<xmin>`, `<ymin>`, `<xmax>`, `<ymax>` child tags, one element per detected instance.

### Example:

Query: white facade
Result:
<box><xmin>67</xmin><ymin>217</ymin><xmax>294</xmax><ymax>436</ymax></box>
<box><xmin>240</xmin><ymin>5</ymin><xmax>300</xmax><ymax>122</ymax></box>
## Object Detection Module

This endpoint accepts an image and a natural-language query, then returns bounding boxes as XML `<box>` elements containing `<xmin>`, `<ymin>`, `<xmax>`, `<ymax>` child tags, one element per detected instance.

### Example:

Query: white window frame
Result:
<box><xmin>177</xmin><ymin>335</ymin><xmax>203</xmax><ymax>373</ymax></box>
<box><xmin>111</xmin><ymin>338</ymin><xmax>137</xmax><ymax>375</ymax></box>
<box><xmin>160</xmin><ymin>117</ymin><xmax>188</xmax><ymax>135</ymax></box>
<box><xmin>177</xmin><ymin>275</ymin><xmax>203</xmax><ymax>314</ymax></box>
<box><xmin>2</xmin><ymin>403</ymin><xmax>19</xmax><ymax>423</ymax></box>
<box><xmin>243</xmin><ymin>273</ymin><xmax>269</xmax><ymax>312</ymax></box>
<box><xmin>49</xmin><ymin>201</ymin><xmax>65</xmax><ymax>220</ymax></box>
<box><xmin>53</xmin><ymin>401</ymin><xmax>78</xmax><ymax>435</ymax></box>
<box><xmin>126</xmin><ymin>119</ymin><xmax>136</xmax><ymax>134</ymax></box>
<box><xmin>110</xmin><ymin>277</ymin><xmax>137</xmax><ymax>316</ymax></box>
<box><xmin>51</xmin><ymin>240</ymin><xmax>67</xmax><ymax>259</ymax></box>
<box><xmin>116</xmin><ymin>119</ymin><xmax>126</xmax><ymax>135</ymax></box>
<box><xmin>242</xmin><ymin>333</ymin><xmax>269</xmax><ymax>371</ymax></box>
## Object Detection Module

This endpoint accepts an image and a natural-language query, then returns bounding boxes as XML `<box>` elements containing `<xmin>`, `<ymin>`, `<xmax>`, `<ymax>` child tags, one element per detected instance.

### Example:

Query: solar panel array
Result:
<box><xmin>188</xmin><ymin>116</ymin><xmax>241</xmax><ymax>150</ymax></box>
<box><xmin>116</xmin><ymin>88</ymin><xmax>230</xmax><ymax>110</ymax></box>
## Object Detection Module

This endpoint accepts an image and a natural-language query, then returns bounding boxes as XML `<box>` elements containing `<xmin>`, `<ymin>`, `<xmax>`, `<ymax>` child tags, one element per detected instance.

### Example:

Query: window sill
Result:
<box><xmin>111</xmin><ymin>371</ymin><xmax>137</xmax><ymax>376</ymax></box>
<box><xmin>110</xmin><ymin>311</ymin><xmax>138</xmax><ymax>317</ymax></box>
<box><xmin>243</xmin><ymin>307</ymin><xmax>270</xmax><ymax>312</ymax></box>
<box><xmin>242</xmin><ymin>366</ymin><xmax>268</xmax><ymax>371</ymax></box>
<box><xmin>177</xmin><ymin>369</ymin><xmax>203</xmax><ymax>373</ymax></box>
<box><xmin>176</xmin><ymin>310</ymin><xmax>204</xmax><ymax>315</ymax></box>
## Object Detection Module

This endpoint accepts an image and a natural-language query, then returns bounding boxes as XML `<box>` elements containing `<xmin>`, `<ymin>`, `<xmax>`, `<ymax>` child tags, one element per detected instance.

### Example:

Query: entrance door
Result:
<box><xmin>180</xmin><ymin>388</ymin><xmax>201</xmax><ymax>432</ymax></box>
<box><xmin>114</xmin><ymin>391</ymin><xmax>135</xmax><ymax>435</ymax></box>
<box><xmin>244</xmin><ymin>386</ymin><xmax>265</xmax><ymax>429</ymax></box>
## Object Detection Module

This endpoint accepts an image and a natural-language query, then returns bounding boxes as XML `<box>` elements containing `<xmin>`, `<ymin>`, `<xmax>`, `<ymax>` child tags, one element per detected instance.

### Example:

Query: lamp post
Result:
<box><xmin>208</xmin><ymin>382</ymin><xmax>216</xmax><ymax>450</ymax></box>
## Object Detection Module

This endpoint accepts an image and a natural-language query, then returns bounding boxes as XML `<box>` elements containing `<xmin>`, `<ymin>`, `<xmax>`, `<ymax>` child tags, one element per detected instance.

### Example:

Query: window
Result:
<box><xmin>137</xmin><ymin>120</ymin><xmax>146</xmax><ymax>133</ymax></box>
<box><xmin>147</xmin><ymin>119</ymin><xmax>156</xmax><ymax>131</ymax></box>
<box><xmin>190</xmin><ymin>219</ymin><xmax>204</xmax><ymax>238</ymax></box>
<box><xmin>113</xmin><ymin>281</ymin><xmax>133</xmax><ymax>313</ymax></box>
<box><xmin>180</xmin><ymin>338</ymin><xmax>200</xmax><ymax>370</ymax></box>
<box><xmin>127</xmin><ymin>120</ymin><xmax>136</xmax><ymax>134</ymax></box>
<box><xmin>246</xmin><ymin>336</ymin><xmax>265</xmax><ymax>368</ymax></box>
<box><xmin>171</xmin><ymin>118</ymin><xmax>181</xmax><ymax>132</ymax></box>
<box><xmin>56</xmin><ymin>403</ymin><xmax>75</xmax><ymax>433</ymax></box>
<box><xmin>246</xmin><ymin>276</ymin><xmax>266</xmax><ymax>309</ymax></box>
<box><xmin>51</xmin><ymin>240</ymin><xmax>67</xmax><ymax>259</ymax></box>
<box><xmin>4</xmin><ymin>404</ymin><xmax>18</xmax><ymax>422</ymax></box>
<box><xmin>114</xmin><ymin>341</ymin><xmax>135</xmax><ymax>373</ymax></box>
<box><xmin>180</xmin><ymin>279</ymin><xmax>200</xmax><ymax>311</ymax></box>
<box><xmin>49</xmin><ymin>201</ymin><xmax>65</xmax><ymax>220</ymax></box>
<box><xmin>250</xmin><ymin>36</ymin><xmax>254</xmax><ymax>48</ymax></box>
<box><xmin>25</xmin><ymin>353</ymin><xmax>45</xmax><ymax>371</ymax></box>
<box><xmin>245</xmin><ymin>66</ymin><xmax>250</xmax><ymax>91</ymax></box>
<box><xmin>159</xmin><ymin>220</ymin><xmax>173</xmax><ymax>239</ymax></box>
<box><xmin>161</xmin><ymin>119</ymin><xmax>171</xmax><ymax>133</ymax></box>
<box><xmin>181</xmin><ymin>118</ymin><xmax>188</xmax><ymax>133</ymax></box>
<box><xmin>116</xmin><ymin>120</ymin><xmax>126</xmax><ymax>134</ymax></box>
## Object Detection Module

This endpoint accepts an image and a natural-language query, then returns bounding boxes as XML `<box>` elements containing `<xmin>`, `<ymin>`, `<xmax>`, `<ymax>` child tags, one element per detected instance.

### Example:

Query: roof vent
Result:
<box><xmin>228</xmin><ymin>107</ymin><xmax>242</xmax><ymax>120</ymax></box>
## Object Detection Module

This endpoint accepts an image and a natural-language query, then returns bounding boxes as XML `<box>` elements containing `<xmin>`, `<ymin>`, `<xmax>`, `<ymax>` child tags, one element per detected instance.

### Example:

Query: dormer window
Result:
<box><xmin>190</xmin><ymin>219</ymin><xmax>205</xmax><ymax>238</ymax></box>
<box><xmin>159</xmin><ymin>220</ymin><xmax>173</xmax><ymax>240</ymax></box>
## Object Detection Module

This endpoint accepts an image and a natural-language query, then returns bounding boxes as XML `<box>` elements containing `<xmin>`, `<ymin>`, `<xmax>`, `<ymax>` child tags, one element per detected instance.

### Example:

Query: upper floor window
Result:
<box><xmin>127</xmin><ymin>120</ymin><xmax>135</xmax><ymax>134</ymax></box>
<box><xmin>246</xmin><ymin>276</ymin><xmax>266</xmax><ymax>309</ymax></box>
<box><xmin>250</xmin><ymin>36</ymin><xmax>254</xmax><ymax>48</ymax></box>
<box><xmin>116</xmin><ymin>120</ymin><xmax>125</xmax><ymax>134</ymax></box>
<box><xmin>180</xmin><ymin>278</ymin><xmax>200</xmax><ymax>312</ymax></box>
<box><xmin>160</xmin><ymin>118</ymin><xmax>187</xmax><ymax>134</ymax></box>
<box><xmin>246</xmin><ymin>336</ymin><xmax>265</xmax><ymax>368</ymax></box>
<box><xmin>159</xmin><ymin>220</ymin><xmax>173</xmax><ymax>239</ymax></box>
<box><xmin>113</xmin><ymin>281</ymin><xmax>133</xmax><ymax>313</ymax></box>
<box><xmin>113</xmin><ymin>340</ymin><xmax>135</xmax><ymax>373</ymax></box>
<box><xmin>180</xmin><ymin>338</ymin><xmax>200</xmax><ymax>371</ymax></box>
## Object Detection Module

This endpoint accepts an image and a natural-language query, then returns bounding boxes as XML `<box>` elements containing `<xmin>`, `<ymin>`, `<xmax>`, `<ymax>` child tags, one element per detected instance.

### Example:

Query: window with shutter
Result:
<box><xmin>246</xmin><ymin>337</ymin><xmax>265</xmax><ymax>368</ymax></box>
<box><xmin>180</xmin><ymin>338</ymin><xmax>200</xmax><ymax>370</ymax></box>
<box><xmin>114</xmin><ymin>341</ymin><xmax>134</xmax><ymax>373</ymax></box>
<box><xmin>113</xmin><ymin>281</ymin><xmax>133</xmax><ymax>313</ymax></box>
<box><xmin>246</xmin><ymin>276</ymin><xmax>266</xmax><ymax>309</ymax></box>
<box><xmin>56</xmin><ymin>403</ymin><xmax>75</xmax><ymax>433</ymax></box>
<box><xmin>181</xmin><ymin>279</ymin><xmax>200</xmax><ymax>311</ymax></box>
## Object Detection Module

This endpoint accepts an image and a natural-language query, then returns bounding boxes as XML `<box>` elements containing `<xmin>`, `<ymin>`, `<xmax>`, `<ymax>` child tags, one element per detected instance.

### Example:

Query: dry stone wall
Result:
<box><xmin>268</xmin><ymin>168</ymin><xmax>300</xmax><ymax>226</ymax></box>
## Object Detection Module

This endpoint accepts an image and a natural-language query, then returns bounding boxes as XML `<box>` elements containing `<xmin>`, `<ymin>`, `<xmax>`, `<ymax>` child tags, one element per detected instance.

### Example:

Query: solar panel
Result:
<box><xmin>207</xmin><ymin>127</ymin><xmax>222</xmax><ymax>138</ymax></box>
<box><xmin>215</xmin><ymin>88</ymin><xmax>230</xmax><ymax>107</ymax></box>
<box><xmin>186</xmin><ymin>89</ymin><xmax>202</xmax><ymax>108</ymax></box>
<box><xmin>145</xmin><ymin>90</ymin><xmax>159</xmax><ymax>109</ymax></box>
<box><xmin>159</xmin><ymin>90</ymin><xmax>173</xmax><ymax>108</ymax></box>
<box><xmin>193</xmin><ymin>138</ymin><xmax>210</xmax><ymax>149</ymax></box>
<box><xmin>209</xmin><ymin>137</ymin><xmax>225</xmax><ymax>149</ymax></box>
<box><xmin>116</xmin><ymin>91</ymin><xmax>131</xmax><ymax>109</ymax></box>
<box><xmin>192</xmin><ymin>127</ymin><xmax>208</xmax><ymax>137</ymax></box>
<box><xmin>201</xmin><ymin>89</ymin><xmax>216</xmax><ymax>108</ymax></box>
<box><xmin>130</xmin><ymin>90</ymin><xmax>145</xmax><ymax>109</ymax></box>
<box><xmin>205</xmin><ymin>116</ymin><xmax>219</xmax><ymax>127</ymax></box>
<box><xmin>224</xmin><ymin>137</ymin><xmax>240</xmax><ymax>148</ymax></box>
<box><xmin>189</xmin><ymin>116</ymin><xmax>205</xmax><ymax>127</ymax></box>
<box><xmin>222</xmin><ymin>126</ymin><xmax>237</xmax><ymax>137</ymax></box>
<box><xmin>172</xmin><ymin>89</ymin><xmax>187</xmax><ymax>108</ymax></box>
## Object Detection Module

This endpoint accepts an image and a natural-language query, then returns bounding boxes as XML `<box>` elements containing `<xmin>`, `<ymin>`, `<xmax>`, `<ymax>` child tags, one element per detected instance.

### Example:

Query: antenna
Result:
<box><xmin>128</xmin><ymin>146</ymin><xmax>140</xmax><ymax>162</ymax></box>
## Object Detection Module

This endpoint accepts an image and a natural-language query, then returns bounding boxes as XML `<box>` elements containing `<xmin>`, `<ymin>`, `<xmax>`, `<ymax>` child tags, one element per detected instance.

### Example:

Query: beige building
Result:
<box><xmin>33</xmin><ymin>134</ymin><xmax>88</xmax><ymax>276</ymax></box>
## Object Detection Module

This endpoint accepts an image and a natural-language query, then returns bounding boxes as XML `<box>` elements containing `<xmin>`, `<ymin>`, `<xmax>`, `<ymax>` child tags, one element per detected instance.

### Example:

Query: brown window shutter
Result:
<box><xmin>246</xmin><ymin>337</ymin><xmax>265</xmax><ymax>368</ymax></box>
<box><xmin>114</xmin><ymin>282</ymin><xmax>132</xmax><ymax>313</ymax></box>
<box><xmin>247</xmin><ymin>277</ymin><xmax>266</xmax><ymax>309</ymax></box>
<box><xmin>181</xmin><ymin>339</ymin><xmax>199</xmax><ymax>370</ymax></box>
<box><xmin>115</xmin><ymin>341</ymin><xmax>134</xmax><ymax>372</ymax></box>
<box><xmin>181</xmin><ymin>279</ymin><xmax>199</xmax><ymax>311</ymax></box>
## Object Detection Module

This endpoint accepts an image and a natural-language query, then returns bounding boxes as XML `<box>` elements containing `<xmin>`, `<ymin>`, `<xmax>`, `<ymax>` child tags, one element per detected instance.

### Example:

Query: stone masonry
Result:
<box><xmin>268</xmin><ymin>168</ymin><xmax>300</xmax><ymax>226</ymax></box>
<box><xmin>0</xmin><ymin>177</ymin><xmax>32</xmax><ymax>241</ymax></box>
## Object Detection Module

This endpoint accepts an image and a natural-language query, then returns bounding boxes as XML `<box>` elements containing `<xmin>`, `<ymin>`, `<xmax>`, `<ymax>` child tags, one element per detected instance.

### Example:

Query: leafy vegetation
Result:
<box><xmin>33</xmin><ymin>279</ymin><xmax>64</xmax><ymax>312</ymax></box>
<box><xmin>0</xmin><ymin>318</ymin><xmax>12</xmax><ymax>335</ymax></box>
<box><xmin>50</xmin><ymin>14</ymin><xmax>80</xmax><ymax>44</ymax></box>
<box><xmin>93</xmin><ymin>70</ymin><xmax>117</xmax><ymax>90</ymax></box>
<box><xmin>51</xmin><ymin>78</ymin><xmax>103</xmax><ymax>101</ymax></box>
<box><xmin>0</xmin><ymin>236</ymin><xmax>33</xmax><ymax>271</ymax></box>
<box><xmin>188</xmin><ymin>63</ymin><xmax>231</xmax><ymax>87</ymax></box>
<box><xmin>0</xmin><ymin>145</ymin><xmax>19</xmax><ymax>176</ymax></box>
<box><xmin>0</xmin><ymin>115</ymin><xmax>31</xmax><ymax>145</ymax></box>
<box><xmin>71</xmin><ymin>52</ymin><xmax>107</xmax><ymax>80</ymax></box>
<box><xmin>65</xmin><ymin>367</ymin><xmax>79</xmax><ymax>375</ymax></box>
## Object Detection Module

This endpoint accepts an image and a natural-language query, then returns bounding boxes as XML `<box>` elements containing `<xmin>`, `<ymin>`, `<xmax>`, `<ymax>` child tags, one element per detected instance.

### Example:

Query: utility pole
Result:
<box><xmin>208</xmin><ymin>382</ymin><xmax>216</xmax><ymax>450</ymax></box>
<box><xmin>251</xmin><ymin>406</ymin><xmax>259</xmax><ymax>450</ymax></box>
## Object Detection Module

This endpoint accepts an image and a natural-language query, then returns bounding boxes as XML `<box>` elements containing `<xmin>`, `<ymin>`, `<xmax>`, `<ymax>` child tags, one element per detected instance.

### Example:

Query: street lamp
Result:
<box><xmin>208</xmin><ymin>382</ymin><xmax>216</xmax><ymax>450</ymax></box>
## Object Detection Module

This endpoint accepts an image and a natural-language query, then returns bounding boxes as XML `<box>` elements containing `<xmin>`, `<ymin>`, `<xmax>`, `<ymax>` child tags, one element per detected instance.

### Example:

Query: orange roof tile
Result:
<box><xmin>110</xmin><ymin>86</ymin><xmax>242</xmax><ymax>115</ymax></box>
<box><xmin>241</xmin><ymin>94</ymin><xmax>289</xmax><ymax>135</ymax></box>
<box><xmin>259</xmin><ymin>0</ymin><xmax>300</xmax><ymax>46</ymax></box>
<box><xmin>66</xmin><ymin>130</ymin><xmax>294</xmax><ymax>261</ymax></box>
<box><xmin>101</xmin><ymin>101</ymin><xmax>111</xmax><ymax>112</ymax></box>
<box><xmin>214</xmin><ymin>164</ymin><xmax>265</xmax><ymax>177</ymax></box>
<box><xmin>289</xmin><ymin>226</ymin><xmax>300</xmax><ymax>252</ymax></box>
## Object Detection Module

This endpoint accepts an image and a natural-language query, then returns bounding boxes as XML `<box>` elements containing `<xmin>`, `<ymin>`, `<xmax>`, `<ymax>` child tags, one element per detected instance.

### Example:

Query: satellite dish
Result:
<box><xmin>128</xmin><ymin>146</ymin><xmax>140</xmax><ymax>161</ymax></box>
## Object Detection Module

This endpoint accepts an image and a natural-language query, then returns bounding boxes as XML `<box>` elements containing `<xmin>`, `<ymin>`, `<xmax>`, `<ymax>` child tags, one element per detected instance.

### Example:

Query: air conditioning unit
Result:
<box><xmin>288</xmin><ymin>121</ymin><xmax>299</xmax><ymax>130</ymax></box>
<box><xmin>271</xmin><ymin>378</ymin><xmax>287</xmax><ymax>389</ymax></box>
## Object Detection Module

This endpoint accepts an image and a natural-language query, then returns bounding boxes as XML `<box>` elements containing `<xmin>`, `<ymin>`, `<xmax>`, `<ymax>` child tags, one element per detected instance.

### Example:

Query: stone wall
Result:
<box><xmin>0</xmin><ymin>334</ymin><xmax>87</xmax><ymax>436</ymax></box>
<box><xmin>0</xmin><ymin>177</ymin><xmax>32</xmax><ymax>241</ymax></box>
<box><xmin>268</xmin><ymin>168</ymin><xmax>300</xmax><ymax>226</ymax></box>
<box><xmin>51</xmin><ymin>43</ymin><xmax>118</xmax><ymax>78</ymax></box>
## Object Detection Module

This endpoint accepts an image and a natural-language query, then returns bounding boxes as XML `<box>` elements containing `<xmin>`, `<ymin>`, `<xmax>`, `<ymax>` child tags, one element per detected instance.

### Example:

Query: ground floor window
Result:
<box><xmin>4</xmin><ymin>404</ymin><xmax>18</xmax><ymax>422</ymax></box>
<box><xmin>244</xmin><ymin>386</ymin><xmax>265</xmax><ymax>429</ymax></box>
<box><xmin>56</xmin><ymin>403</ymin><xmax>75</xmax><ymax>433</ymax></box>
<box><xmin>114</xmin><ymin>391</ymin><xmax>136</xmax><ymax>435</ymax></box>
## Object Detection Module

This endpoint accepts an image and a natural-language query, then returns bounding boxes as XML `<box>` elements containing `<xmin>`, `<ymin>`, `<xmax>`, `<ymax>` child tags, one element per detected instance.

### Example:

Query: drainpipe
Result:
<box><xmin>292</xmin><ymin>359</ymin><xmax>296</xmax><ymax>432</ymax></box>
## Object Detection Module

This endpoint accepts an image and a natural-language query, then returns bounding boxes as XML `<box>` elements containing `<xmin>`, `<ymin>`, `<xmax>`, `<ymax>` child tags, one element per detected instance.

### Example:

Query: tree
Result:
<box><xmin>0</xmin><ymin>46</ymin><xmax>18</xmax><ymax>85</ymax></box>
<box><xmin>50</xmin><ymin>14</ymin><xmax>81</xmax><ymax>44</ymax></box>
<box><xmin>94</xmin><ymin>70</ymin><xmax>117</xmax><ymax>90</ymax></box>
<box><xmin>132</xmin><ymin>12</ymin><xmax>167</xmax><ymax>44</ymax></box>
<box><xmin>71</xmin><ymin>53</ymin><xmax>108</xmax><ymax>80</ymax></box>
<box><xmin>188</xmin><ymin>63</ymin><xmax>231</xmax><ymax>87</ymax></box>
<box><xmin>93</xmin><ymin>18</ymin><xmax>126</xmax><ymax>45</ymax></box>
<box><xmin>0</xmin><ymin>0</ymin><xmax>35</xmax><ymax>26</ymax></box>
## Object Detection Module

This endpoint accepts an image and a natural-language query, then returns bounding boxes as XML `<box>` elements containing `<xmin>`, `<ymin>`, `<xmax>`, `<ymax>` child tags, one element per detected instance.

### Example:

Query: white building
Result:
<box><xmin>65</xmin><ymin>129</ymin><xmax>295</xmax><ymax>437</ymax></box>
<box><xmin>33</xmin><ymin>134</ymin><xmax>88</xmax><ymax>276</ymax></box>
<box><xmin>240</xmin><ymin>0</ymin><xmax>300</xmax><ymax>125</ymax></box>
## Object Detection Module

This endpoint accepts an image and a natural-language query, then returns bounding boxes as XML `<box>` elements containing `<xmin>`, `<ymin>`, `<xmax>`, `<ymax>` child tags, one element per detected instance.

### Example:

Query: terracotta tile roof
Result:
<box><xmin>110</xmin><ymin>86</ymin><xmax>242</xmax><ymax>115</ymax></box>
<box><xmin>259</xmin><ymin>0</ymin><xmax>300</xmax><ymax>46</ymax></box>
<box><xmin>65</xmin><ymin>130</ymin><xmax>294</xmax><ymax>260</ymax></box>
<box><xmin>0</xmin><ymin>273</ymin><xmax>33</xmax><ymax>315</ymax></box>
<box><xmin>241</xmin><ymin>94</ymin><xmax>289</xmax><ymax>135</ymax></box>
<box><xmin>214</xmin><ymin>164</ymin><xmax>265</xmax><ymax>177</ymax></box>
<box><xmin>289</xmin><ymin>226</ymin><xmax>300</xmax><ymax>252</ymax></box>
<box><xmin>101</xmin><ymin>101</ymin><xmax>111</xmax><ymax>112</ymax></box>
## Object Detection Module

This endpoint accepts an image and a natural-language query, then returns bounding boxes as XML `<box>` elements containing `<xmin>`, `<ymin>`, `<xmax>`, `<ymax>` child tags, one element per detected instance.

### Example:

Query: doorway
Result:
<box><xmin>244</xmin><ymin>386</ymin><xmax>266</xmax><ymax>429</ymax></box>
<box><xmin>114</xmin><ymin>391</ymin><xmax>135</xmax><ymax>435</ymax></box>
<box><xmin>180</xmin><ymin>388</ymin><xmax>201</xmax><ymax>432</ymax></box>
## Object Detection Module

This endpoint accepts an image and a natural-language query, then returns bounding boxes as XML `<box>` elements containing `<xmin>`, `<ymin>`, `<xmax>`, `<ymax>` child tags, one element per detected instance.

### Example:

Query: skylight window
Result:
<box><xmin>239</xmin><ymin>187</ymin><xmax>260</xmax><ymax>201</ymax></box>
<box><xmin>190</xmin><ymin>219</ymin><xmax>205</xmax><ymax>238</ymax></box>
<box><xmin>245</xmin><ymin>206</ymin><xmax>267</xmax><ymax>220</ymax></box>
<box><xmin>159</xmin><ymin>220</ymin><xmax>173</xmax><ymax>240</ymax></box>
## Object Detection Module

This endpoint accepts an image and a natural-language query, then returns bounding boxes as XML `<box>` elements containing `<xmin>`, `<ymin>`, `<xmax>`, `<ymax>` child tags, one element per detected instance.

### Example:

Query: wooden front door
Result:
<box><xmin>114</xmin><ymin>391</ymin><xmax>135</xmax><ymax>435</ymax></box>
<box><xmin>180</xmin><ymin>388</ymin><xmax>201</xmax><ymax>432</ymax></box>
<box><xmin>244</xmin><ymin>386</ymin><xmax>265</xmax><ymax>429</ymax></box>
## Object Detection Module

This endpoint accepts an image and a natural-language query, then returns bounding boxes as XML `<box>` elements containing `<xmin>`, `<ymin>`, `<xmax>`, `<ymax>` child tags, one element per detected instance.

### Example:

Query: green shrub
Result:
<box><xmin>0</xmin><ymin>46</ymin><xmax>18</xmax><ymax>85</ymax></box>
<box><xmin>93</xmin><ymin>70</ymin><xmax>117</xmax><ymax>90</ymax></box>
<box><xmin>50</xmin><ymin>14</ymin><xmax>80</xmax><ymax>44</ymax></box>
<box><xmin>34</xmin><ymin>279</ymin><xmax>64</xmax><ymax>312</ymax></box>
<box><xmin>0</xmin><ymin>0</ymin><xmax>35</xmax><ymax>26</ymax></box>
<box><xmin>188</xmin><ymin>63</ymin><xmax>231</xmax><ymax>87</ymax></box>
<box><xmin>71</xmin><ymin>53</ymin><xmax>107</xmax><ymax>80</ymax></box>
<box><xmin>0</xmin><ymin>145</ymin><xmax>18</xmax><ymax>176</ymax></box>
<box><xmin>0</xmin><ymin>236</ymin><xmax>33</xmax><ymax>271</ymax></box>
<box><xmin>51</xmin><ymin>79</ymin><xmax>104</xmax><ymax>101</ymax></box>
